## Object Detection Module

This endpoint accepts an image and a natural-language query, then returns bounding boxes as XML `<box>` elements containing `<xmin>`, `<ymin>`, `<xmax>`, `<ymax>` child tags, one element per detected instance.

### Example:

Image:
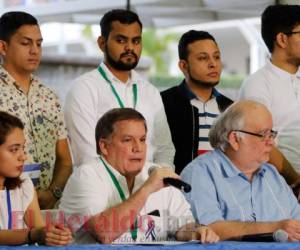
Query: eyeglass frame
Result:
<box><xmin>233</xmin><ymin>129</ymin><xmax>278</xmax><ymax>141</ymax></box>
<box><xmin>284</xmin><ymin>31</ymin><xmax>300</xmax><ymax>36</ymax></box>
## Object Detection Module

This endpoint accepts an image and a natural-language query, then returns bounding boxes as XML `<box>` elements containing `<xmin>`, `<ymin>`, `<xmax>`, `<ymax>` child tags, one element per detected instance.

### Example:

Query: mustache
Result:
<box><xmin>120</xmin><ymin>51</ymin><xmax>138</xmax><ymax>59</ymax></box>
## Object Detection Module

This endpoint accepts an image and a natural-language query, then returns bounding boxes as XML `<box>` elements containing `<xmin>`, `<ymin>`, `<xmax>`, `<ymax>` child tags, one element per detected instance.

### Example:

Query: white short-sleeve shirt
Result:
<box><xmin>0</xmin><ymin>173</ymin><xmax>34</xmax><ymax>229</ymax></box>
<box><xmin>59</xmin><ymin>158</ymin><xmax>194</xmax><ymax>243</ymax></box>
<box><xmin>239</xmin><ymin>60</ymin><xmax>300</xmax><ymax>173</ymax></box>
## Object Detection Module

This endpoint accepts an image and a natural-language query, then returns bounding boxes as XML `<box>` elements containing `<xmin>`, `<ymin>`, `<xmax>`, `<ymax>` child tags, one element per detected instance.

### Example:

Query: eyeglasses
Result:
<box><xmin>234</xmin><ymin>129</ymin><xmax>278</xmax><ymax>141</ymax></box>
<box><xmin>284</xmin><ymin>31</ymin><xmax>300</xmax><ymax>36</ymax></box>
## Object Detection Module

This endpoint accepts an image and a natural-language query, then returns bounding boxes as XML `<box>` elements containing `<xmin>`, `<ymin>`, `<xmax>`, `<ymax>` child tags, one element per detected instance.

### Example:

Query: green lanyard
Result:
<box><xmin>97</xmin><ymin>65</ymin><xmax>137</xmax><ymax>109</ymax></box>
<box><xmin>100</xmin><ymin>157</ymin><xmax>138</xmax><ymax>240</ymax></box>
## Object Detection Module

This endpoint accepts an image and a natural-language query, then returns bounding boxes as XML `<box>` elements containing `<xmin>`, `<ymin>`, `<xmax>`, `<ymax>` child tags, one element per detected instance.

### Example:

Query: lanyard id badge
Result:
<box><xmin>100</xmin><ymin>157</ymin><xmax>138</xmax><ymax>240</ymax></box>
<box><xmin>98</xmin><ymin>66</ymin><xmax>137</xmax><ymax>109</ymax></box>
<box><xmin>0</xmin><ymin>189</ymin><xmax>12</xmax><ymax>230</ymax></box>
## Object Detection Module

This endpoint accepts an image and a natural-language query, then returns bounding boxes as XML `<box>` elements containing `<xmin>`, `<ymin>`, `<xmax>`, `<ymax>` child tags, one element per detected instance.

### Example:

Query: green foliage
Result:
<box><xmin>149</xmin><ymin>74</ymin><xmax>182</xmax><ymax>90</ymax></box>
<box><xmin>82</xmin><ymin>25</ymin><xmax>93</xmax><ymax>39</ymax></box>
<box><xmin>218</xmin><ymin>74</ymin><xmax>245</xmax><ymax>89</ymax></box>
<box><xmin>142</xmin><ymin>29</ymin><xmax>180</xmax><ymax>74</ymax></box>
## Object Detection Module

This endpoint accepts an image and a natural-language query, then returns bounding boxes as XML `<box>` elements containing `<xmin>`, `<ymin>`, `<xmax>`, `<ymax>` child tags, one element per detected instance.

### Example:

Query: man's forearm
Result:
<box><xmin>49</xmin><ymin>139</ymin><xmax>72</xmax><ymax>190</ymax></box>
<box><xmin>209</xmin><ymin>220</ymin><xmax>281</xmax><ymax>240</ymax></box>
<box><xmin>175</xmin><ymin>223</ymin><xmax>201</xmax><ymax>241</ymax></box>
<box><xmin>269</xmin><ymin>146</ymin><xmax>300</xmax><ymax>185</ymax></box>
<box><xmin>49</xmin><ymin>160</ymin><xmax>72</xmax><ymax>190</ymax></box>
<box><xmin>88</xmin><ymin>185</ymin><xmax>151</xmax><ymax>243</ymax></box>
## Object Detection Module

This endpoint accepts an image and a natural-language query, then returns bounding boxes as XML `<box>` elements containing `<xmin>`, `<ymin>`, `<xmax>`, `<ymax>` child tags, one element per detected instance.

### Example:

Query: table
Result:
<box><xmin>1</xmin><ymin>241</ymin><xmax>300</xmax><ymax>250</ymax></box>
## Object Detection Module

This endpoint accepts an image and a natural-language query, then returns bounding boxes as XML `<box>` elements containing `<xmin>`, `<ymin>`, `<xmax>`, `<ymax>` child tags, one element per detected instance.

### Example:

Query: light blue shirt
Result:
<box><xmin>181</xmin><ymin>149</ymin><xmax>300</xmax><ymax>225</ymax></box>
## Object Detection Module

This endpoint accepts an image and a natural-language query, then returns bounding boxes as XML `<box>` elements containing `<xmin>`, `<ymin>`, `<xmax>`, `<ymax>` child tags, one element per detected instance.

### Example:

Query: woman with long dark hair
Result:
<box><xmin>0</xmin><ymin>111</ymin><xmax>72</xmax><ymax>245</ymax></box>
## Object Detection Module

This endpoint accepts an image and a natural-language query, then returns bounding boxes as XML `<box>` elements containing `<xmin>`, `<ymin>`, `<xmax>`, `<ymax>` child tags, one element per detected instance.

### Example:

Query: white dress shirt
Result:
<box><xmin>65</xmin><ymin>63</ymin><xmax>175</xmax><ymax>168</ymax></box>
<box><xmin>239</xmin><ymin>59</ymin><xmax>300</xmax><ymax>173</ymax></box>
<box><xmin>60</xmin><ymin>158</ymin><xmax>194</xmax><ymax>243</ymax></box>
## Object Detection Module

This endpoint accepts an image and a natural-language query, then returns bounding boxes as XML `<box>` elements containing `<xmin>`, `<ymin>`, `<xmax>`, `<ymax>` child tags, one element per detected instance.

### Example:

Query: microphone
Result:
<box><xmin>148</xmin><ymin>166</ymin><xmax>192</xmax><ymax>193</ymax></box>
<box><xmin>240</xmin><ymin>229</ymin><xmax>288</xmax><ymax>242</ymax></box>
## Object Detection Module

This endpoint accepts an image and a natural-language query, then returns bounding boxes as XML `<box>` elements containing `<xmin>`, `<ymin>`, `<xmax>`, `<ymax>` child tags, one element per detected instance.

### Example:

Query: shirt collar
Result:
<box><xmin>0</xmin><ymin>65</ymin><xmax>39</xmax><ymax>92</ymax></box>
<box><xmin>266</xmin><ymin>59</ymin><xmax>300</xmax><ymax>79</ymax></box>
<box><xmin>179</xmin><ymin>80</ymin><xmax>219</xmax><ymax>101</ymax></box>
<box><xmin>214</xmin><ymin>149</ymin><xmax>267</xmax><ymax>179</ymax></box>
<box><xmin>99</xmin><ymin>62</ymin><xmax>139</xmax><ymax>86</ymax></box>
<box><xmin>99</xmin><ymin>156</ymin><xmax>147</xmax><ymax>193</ymax></box>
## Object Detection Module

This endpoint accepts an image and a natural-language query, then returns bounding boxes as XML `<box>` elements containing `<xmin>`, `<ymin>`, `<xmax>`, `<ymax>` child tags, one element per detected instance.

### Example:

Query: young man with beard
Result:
<box><xmin>162</xmin><ymin>30</ymin><xmax>300</xmax><ymax>188</ymax></box>
<box><xmin>65</xmin><ymin>9</ymin><xmax>174</xmax><ymax>168</ymax></box>
<box><xmin>161</xmin><ymin>30</ymin><xmax>232</xmax><ymax>174</ymax></box>
<box><xmin>240</xmin><ymin>5</ymin><xmax>300</xmax><ymax>176</ymax></box>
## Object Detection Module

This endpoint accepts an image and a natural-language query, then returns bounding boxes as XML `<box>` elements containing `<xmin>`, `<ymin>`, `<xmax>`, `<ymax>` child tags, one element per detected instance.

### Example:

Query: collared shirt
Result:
<box><xmin>239</xmin><ymin>59</ymin><xmax>300</xmax><ymax>173</ymax></box>
<box><xmin>181</xmin><ymin>149</ymin><xmax>300</xmax><ymax>225</ymax></box>
<box><xmin>183</xmin><ymin>84</ymin><xmax>220</xmax><ymax>155</ymax></box>
<box><xmin>0</xmin><ymin>66</ymin><xmax>68</xmax><ymax>189</ymax></box>
<box><xmin>60</xmin><ymin>158</ymin><xmax>194</xmax><ymax>244</ymax></box>
<box><xmin>64</xmin><ymin>62</ymin><xmax>175</xmax><ymax>167</ymax></box>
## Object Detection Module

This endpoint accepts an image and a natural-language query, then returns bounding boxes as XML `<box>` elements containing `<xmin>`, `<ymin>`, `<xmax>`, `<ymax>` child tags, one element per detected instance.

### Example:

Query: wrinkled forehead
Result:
<box><xmin>243</xmin><ymin>105</ymin><xmax>273</xmax><ymax>130</ymax></box>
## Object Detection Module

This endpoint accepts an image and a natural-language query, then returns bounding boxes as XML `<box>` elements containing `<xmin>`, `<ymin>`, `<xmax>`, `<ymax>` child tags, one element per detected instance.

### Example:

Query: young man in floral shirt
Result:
<box><xmin>0</xmin><ymin>11</ymin><xmax>72</xmax><ymax>209</ymax></box>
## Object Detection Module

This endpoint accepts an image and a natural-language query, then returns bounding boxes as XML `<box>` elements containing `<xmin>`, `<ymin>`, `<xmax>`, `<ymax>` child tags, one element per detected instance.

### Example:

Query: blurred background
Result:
<box><xmin>1</xmin><ymin>0</ymin><xmax>298</xmax><ymax>101</ymax></box>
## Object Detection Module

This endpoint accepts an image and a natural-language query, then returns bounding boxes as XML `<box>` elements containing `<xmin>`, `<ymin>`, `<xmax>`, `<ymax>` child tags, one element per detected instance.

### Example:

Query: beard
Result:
<box><xmin>188</xmin><ymin>67</ymin><xmax>219</xmax><ymax>89</ymax></box>
<box><xmin>105</xmin><ymin>45</ymin><xmax>139</xmax><ymax>71</ymax></box>
<box><xmin>287</xmin><ymin>57</ymin><xmax>300</xmax><ymax>67</ymax></box>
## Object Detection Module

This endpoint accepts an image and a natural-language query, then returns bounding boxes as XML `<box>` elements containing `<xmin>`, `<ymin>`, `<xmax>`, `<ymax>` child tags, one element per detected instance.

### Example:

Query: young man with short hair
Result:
<box><xmin>0</xmin><ymin>11</ymin><xmax>72</xmax><ymax>209</ymax></box>
<box><xmin>240</xmin><ymin>4</ymin><xmax>300</xmax><ymax>175</ymax></box>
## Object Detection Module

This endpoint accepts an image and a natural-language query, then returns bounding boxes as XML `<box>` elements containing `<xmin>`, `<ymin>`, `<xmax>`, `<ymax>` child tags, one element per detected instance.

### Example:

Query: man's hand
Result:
<box><xmin>143</xmin><ymin>167</ymin><xmax>179</xmax><ymax>194</ymax></box>
<box><xmin>37</xmin><ymin>190</ymin><xmax>57</xmax><ymax>209</ymax></box>
<box><xmin>197</xmin><ymin>226</ymin><xmax>220</xmax><ymax>243</ymax></box>
<box><xmin>279</xmin><ymin>219</ymin><xmax>300</xmax><ymax>241</ymax></box>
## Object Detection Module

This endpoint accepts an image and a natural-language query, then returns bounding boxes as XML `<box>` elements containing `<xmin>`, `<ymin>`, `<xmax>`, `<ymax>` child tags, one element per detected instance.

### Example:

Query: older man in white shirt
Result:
<box><xmin>60</xmin><ymin>108</ymin><xmax>219</xmax><ymax>244</ymax></box>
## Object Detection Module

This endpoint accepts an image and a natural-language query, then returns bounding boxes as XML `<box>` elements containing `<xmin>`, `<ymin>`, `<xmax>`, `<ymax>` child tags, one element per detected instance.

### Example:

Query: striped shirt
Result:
<box><xmin>190</xmin><ymin>97</ymin><xmax>220</xmax><ymax>155</ymax></box>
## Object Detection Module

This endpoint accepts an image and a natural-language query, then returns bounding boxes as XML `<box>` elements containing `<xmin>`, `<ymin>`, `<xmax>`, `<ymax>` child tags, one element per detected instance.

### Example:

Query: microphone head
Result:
<box><xmin>274</xmin><ymin>229</ymin><xmax>288</xmax><ymax>242</ymax></box>
<box><xmin>183</xmin><ymin>184</ymin><xmax>192</xmax><ymax>193</ymax></box>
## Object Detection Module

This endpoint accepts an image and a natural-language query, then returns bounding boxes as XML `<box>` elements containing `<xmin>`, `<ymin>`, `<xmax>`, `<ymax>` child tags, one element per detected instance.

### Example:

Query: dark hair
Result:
<box><xmin>95</xmin><ymin>108</ymin><xmax>147</xmax><ymax>154</ymax></box>
<box><xmin>261</xmin><ymin>4</ymin><xmax>300</xmax><ymax>53</ymax></box>
<box><xmin>178</xmin><ymin>30</ymin><xmax>216</xmax><ymax>60</ymax></box>
<box><xmin>0</xmin><ymin>11</ymin><xmax>38</xmax><ymax>42</ymax></box>
<box><xmin>100</xmin><ymin>9</ymin><xmax>142</xmax><ymax>40</ymax></box>
<box><xmin>0</xmin><ymin>111</ymin><xmax>24</xmax><ymax>189</ymax></box>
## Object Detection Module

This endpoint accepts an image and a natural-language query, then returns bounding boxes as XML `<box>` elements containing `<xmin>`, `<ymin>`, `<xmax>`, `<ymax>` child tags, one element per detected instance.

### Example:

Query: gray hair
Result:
<box><xmin>209</xmin><ymin>102</ymin><xmax>245</xmax><ymax>151</ymax></box>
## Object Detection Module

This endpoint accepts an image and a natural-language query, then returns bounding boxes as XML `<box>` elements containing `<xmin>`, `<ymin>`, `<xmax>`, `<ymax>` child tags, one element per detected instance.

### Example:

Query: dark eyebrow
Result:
<box><xmin>133</xmin><ymin>36</ymin><xmax>142</xmax><ymax>40</ymax></box>
<box><xmin>8</xmin><ymin>143</ymin><xmax>22</xmax><ymax>148</ymax></box>
<box><xmin>196</xmin><ymin>52</ymin><xmax>208</xmax><ymax>56</ymax></box>
<box><xmin>22</xmin><ymin>36</ymin><xmax>43</xmax><ymax>42</ymax></box>
<box><xmin>115</xmin><ymin>34</ymin><xmax>128</xmax><ymax>39</ymax></box>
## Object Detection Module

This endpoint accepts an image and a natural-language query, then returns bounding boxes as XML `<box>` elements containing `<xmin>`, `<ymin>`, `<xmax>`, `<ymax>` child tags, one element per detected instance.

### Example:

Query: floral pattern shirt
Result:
<box><xmin>0</xmin><ymin>66</ymin><xmax>68</xmax><ymax>190</ymax></box>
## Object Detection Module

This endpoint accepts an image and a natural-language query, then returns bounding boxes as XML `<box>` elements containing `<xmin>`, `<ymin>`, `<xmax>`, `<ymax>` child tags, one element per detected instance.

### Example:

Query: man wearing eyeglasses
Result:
<box><xmin>181</xmin><ymin>100</ymin><xmax>300</xmax><ymax>241</ymax></box>
<box><xmin>240</xmin><ymin>5</ymin><xmax>300</xmax><ymax>178</ymax></box>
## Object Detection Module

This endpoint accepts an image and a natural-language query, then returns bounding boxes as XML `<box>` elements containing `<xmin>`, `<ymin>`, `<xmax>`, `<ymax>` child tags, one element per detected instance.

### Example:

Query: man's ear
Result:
<box><xmin>275</xmin><ymin>32</ymin><xmax>288</xmax><ymax>49</ymax></box>
<box><xmin>99</xmin><ymin>139</ymin><xmax>109</xmax><ymax>156</ymax></box>
<box><xmin>178</xmin><ymin>59</ymin><xmax>188</xmax><ymax>75</ymax></box>
<box><xmin>97</xmin><ymin>36</ymin><xmax>106</xmax><ymax>52</ymax></box>
<box><xmin>0</xmin><ymin>40</ymin><xmax>7</xmax><ymax>56</ymax></box>
<box><xmin>228</xmin><ymin>131</ymin><xmax>240</xmax><ymax>151</ymax></box>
